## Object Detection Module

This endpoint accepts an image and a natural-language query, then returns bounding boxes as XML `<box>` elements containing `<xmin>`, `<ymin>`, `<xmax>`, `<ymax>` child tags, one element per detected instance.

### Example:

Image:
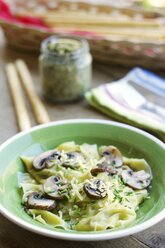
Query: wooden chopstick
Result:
<box><xmin>5</xmin><ymin>63</ymin><xmax>31</xmax><ymax>131</ymax></box>
<box><xmin>15</xmin><ymin>60</ymin><xmax>50</xmax><ymax>125</ymax></box>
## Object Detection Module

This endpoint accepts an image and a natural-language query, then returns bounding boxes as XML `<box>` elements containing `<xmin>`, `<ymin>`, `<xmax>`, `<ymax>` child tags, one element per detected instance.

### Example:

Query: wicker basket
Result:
<box><xmin>1</xmin><ymin>0</ymin><xmax>165</xmax><ymax>69</ymax></box>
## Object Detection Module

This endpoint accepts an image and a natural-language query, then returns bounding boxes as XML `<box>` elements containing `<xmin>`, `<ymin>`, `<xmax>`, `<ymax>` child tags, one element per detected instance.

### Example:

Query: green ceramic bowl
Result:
<box><xmin>0</xmin><ymin>119</ymin><xmax>165</xmax><ymax>241</ymax></box>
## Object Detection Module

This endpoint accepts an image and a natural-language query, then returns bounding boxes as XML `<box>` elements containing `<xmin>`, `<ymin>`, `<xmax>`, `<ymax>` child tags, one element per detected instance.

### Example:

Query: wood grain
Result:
<box><xmin>134</xmin><ymin>220</ymin><xmax>165</xmax><ymax>248</ymax></box>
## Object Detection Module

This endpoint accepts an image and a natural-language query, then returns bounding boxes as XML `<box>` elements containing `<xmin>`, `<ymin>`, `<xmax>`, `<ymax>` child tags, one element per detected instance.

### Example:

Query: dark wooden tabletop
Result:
<box><xmin>0</xmin><ymin>29</ymin><xmax>164</xmax><ymax>248</ymax></box>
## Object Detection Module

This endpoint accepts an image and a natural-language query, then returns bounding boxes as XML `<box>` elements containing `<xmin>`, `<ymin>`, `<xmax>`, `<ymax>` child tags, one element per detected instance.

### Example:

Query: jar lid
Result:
<box><xmin>41</xmin><ymin>35</ymin><xmax>89</xmax><ymax>59</ymax></box>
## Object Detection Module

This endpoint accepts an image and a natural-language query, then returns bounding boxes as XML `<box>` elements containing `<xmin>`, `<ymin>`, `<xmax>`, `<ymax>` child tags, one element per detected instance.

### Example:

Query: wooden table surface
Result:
<box><xmin>0</xmin><ymin>29</ymin><xmax>164</xmax><ymax>248</ymax></box>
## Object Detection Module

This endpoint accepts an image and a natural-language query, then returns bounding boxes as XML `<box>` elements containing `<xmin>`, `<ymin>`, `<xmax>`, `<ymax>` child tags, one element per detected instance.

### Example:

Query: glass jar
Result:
<box><xmin>39</xmin><ymin>35</ymin><xmax>92</xmax><ymax>103</ymax></box>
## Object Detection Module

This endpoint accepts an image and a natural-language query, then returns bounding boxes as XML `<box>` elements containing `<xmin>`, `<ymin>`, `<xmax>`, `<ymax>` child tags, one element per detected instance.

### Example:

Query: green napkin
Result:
<box><xmin>85</xmin><ymin>70</ymin><xmax>165</xmax><ymax>143</ymax></box>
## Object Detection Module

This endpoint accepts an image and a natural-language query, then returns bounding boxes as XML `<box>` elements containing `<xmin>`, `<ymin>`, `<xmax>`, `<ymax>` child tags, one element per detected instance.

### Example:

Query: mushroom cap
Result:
<box><xmin>27</xmin><ymin>192</ymin><xmax>56</xmax><ymax>211</ymax></box>
<box><xmin>61</xmin><ymin>152</ymin><xmax>85</xmax><ymax>169</ymax></box>
<box><xmin>99</xmin><ymin>145</ymin><xmax>123</xmax><ymax>168</ymax></box>
<box><xmin>90</xmin><ymin>166</ymin><xmax>117</xmax><ymax>176</ymax></box>
<box><xmin>32</xmin><ymin>150</ymin><xmax>61</xmax><ymax>170</ymax></box>
<box><xmin>121</xmin><ymin>169</ymin><xmax>151</xmax><ymax>190</ymax></box>
<box><xmin>90</xmin><ymin>167</ymin><xmax>106</xmax><ymax>176</ymax></box>
<box><xmin>43</xmin><ymin>175</ymin><xmax>68</xmax><ymax>200</ymax></box>
<box><xmin>83</xmin><ymin>179</ymin><xmax>107</xmax><ymax>199</ymax></box>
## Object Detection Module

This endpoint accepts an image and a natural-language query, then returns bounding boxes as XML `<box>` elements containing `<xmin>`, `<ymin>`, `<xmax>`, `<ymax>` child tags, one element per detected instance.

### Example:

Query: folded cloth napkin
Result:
<box><xmin>86</xmin><ymin>67</ymin><xmax>165</xmax><ymax>142</ymax></box>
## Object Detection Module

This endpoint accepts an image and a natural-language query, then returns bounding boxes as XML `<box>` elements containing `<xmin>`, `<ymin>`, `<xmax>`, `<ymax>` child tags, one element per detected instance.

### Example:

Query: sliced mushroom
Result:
<box><xmin>61</xmin><ymin>152</ymin><xmax>85</xmax><ymax>169</ymax></box>
<box><xmin>83</xmin><ymin>179</ymin><xmax>107</xmax><ymax>199</ymax></box>
<box><xmin>99</xmin><ymin>145</ymin><xmax>123</xmax><ymax>168</ymax></box>
<box><xmin>33</xmin><ymin>150</ymin><xmax>61</xmax><ymax>170</ymax></box>
<box><xmin>121</xmin><ymin>169</ymin><xmax>151</xmax><ymax>190</ymax></box>
<box><xmin>90</xmin><ymin>167</ymin><xmax>106</xmax><ymax>176</ymax></box>
<box><xmin>43</xmin><ymin>175</ymin><xmax>68</xmax><ymax>200</ymax></box>
<box><xmin>90</xmin><ymin>166</ymin><xmax>117</xmax><ymax>176</ymax></box>
<box><xmin>27</xmin><ymin>192</ymin><xmax>56</xmax><ymax>211</ymax></box>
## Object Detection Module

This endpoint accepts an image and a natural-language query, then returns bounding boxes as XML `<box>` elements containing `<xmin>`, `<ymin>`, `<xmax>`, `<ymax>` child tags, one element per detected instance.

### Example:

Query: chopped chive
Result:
<box><xmin>125</xmin><ymin>191</ymin><xmax>133</xmax><ymax>196</ymax></box>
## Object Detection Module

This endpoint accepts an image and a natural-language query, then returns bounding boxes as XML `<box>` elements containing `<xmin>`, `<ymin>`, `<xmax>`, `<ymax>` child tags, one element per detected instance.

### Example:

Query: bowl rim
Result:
<box><xmin>0</xmin><ymin>119</ymin><xmax>165</xmax><ymax>241</ymax></box>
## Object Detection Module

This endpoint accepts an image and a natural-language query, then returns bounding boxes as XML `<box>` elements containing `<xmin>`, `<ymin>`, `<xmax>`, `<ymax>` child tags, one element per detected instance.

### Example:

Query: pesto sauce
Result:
<box><xmin>39</xmin><ymin>36</ymin><xmax>92</xmax><ymax>102</ymax></box>
<box><xmin>47</xmin><ymin>39</ymin><xmax>82</xmax><ymax>55</ymax></box>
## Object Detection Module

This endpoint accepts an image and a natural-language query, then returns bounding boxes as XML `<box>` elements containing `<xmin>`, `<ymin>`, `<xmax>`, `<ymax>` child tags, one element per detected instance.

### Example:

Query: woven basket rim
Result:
<box><xmin>1</xmin><ymin>20</ymin><xmax>165</xmax><ymax>46</ymax></box>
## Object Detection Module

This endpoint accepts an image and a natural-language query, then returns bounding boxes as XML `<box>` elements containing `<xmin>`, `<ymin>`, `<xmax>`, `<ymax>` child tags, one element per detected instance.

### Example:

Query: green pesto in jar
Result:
<box><xmin>39</xmin><ymin>36</ymin><xmax>92</xmax><ymax>103</ymax></box>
